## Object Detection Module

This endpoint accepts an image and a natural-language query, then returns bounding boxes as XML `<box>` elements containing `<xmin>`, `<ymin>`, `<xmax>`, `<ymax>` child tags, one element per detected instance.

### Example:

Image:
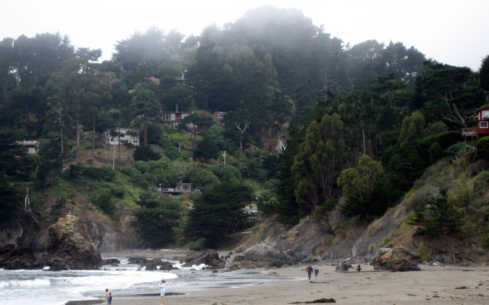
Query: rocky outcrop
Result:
<box><xmin>144</xmin><ymin>260</ymin><xmax>158</xmax><ymax>270</ymax></box>
<box><xmin>102</xmin><ymin>258</ymin><xmax>120</xmax><ymax>266</ymax></box>
<box><xmin>370</xmin><ymin>248</ymin><xmax>392</xmax><ymax>265</ymax></box>
<box><xmin>183</xmin><ymin>251</ymin><xmax>225</xmax><ymax>269</ymax></box>
<box><xmin>159</xmin><ymin>261</ymin><xmax>174</xmax><ymax>270</ymax></box>
<box><xmin>46</xmin><ymin>215</ymin><xmax>102</xmax><ymax>270</ymax></box>
<box><xmin>373</xmin><ymin>247</ymin><xmax>420</xmax><ymax>271</ymax></box>
<box><xmin>239</xmin><ymin>243</ymin><xmax>298</xmax><ymax>268</ymax></box>
<box><xmin>0</xmin><ymin>244</ymin><xmax>43</xmax><ymax>269</ymax></box>
<box><xmin>128</xmin><ymin>257</ymin><xmax>148</xmax><ymax>264</ymax></box>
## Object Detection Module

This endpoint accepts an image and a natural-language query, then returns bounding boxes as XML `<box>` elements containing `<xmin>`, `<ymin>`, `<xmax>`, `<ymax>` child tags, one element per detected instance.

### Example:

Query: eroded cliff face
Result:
<box><xmin>0</xmin><ymin>203</ymin><xmax>140</xmax><ymax>269</ymax></box>
<box><xmin>233</xmin><ymin>203</ymin><xmax>420</xmax><ymax>267</ymax></box>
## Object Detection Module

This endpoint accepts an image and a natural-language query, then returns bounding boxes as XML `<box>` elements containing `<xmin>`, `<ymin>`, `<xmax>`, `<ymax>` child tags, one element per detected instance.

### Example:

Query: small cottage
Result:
<box><xmin>14</xmin><ymin>140</ymin><xmax>39</xmax><ymax>154</ymax></box>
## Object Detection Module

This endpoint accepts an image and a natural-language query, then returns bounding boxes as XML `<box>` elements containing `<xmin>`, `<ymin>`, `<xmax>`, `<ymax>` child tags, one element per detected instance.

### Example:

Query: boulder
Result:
<box><xmin>241</xmin><ymin>243</ymin><xmax>298</xmax><ymax>268</ymax></box>
<box><xmin>373</xmin><ymin>247</ymin><xmax>420</xmax><ymax>272</ymax></box>
<box><xmin>159</xmin><ymin>261</ymin><xmax>174</xmax><ymax>270</ymax></box>
<box><xmin>47</xmin><ymin>215</ymin><xmax>102</xmax><ymax>270</ymax></box>
<box><xmin>0</xmin><ymin>245</ymin><xmax>43</xmax><ymax>269</ymax></box>
<box><xmin>128</xmin><ymin>257</ymin><xmax>148</xmax><ymax>264</ymax></box>
<box><xmin>145</xmin><ymin>261</ymin><xmax>158</xmax><ymax>271</ymax></box>
<box><xmin>228</xmin><ymin>263</ymin><xmax>240</xmax><ymax>271</ymax></box>
<box><xmin>183</xmin><ymin>251</ymin><xmax>225</xmax><ymax>269</ymax></box>
<box><xmin>45</xmin><ymin>257</ymin><xmax>70</xmax><ymax>271</ymax></box>
<box><xmin>102</xmin><ymin>258</ymin><xmax>121</xmax><ymax>266</ymax></box>
<box><xmin>233</xmin><ymin>255</ymin><xmax>244</xmax><ymax>262</ymax></box>
<box><xmin>370</xmin><ymin>248</ymin><xmax>392</xmax><ymax>265</ymax></box>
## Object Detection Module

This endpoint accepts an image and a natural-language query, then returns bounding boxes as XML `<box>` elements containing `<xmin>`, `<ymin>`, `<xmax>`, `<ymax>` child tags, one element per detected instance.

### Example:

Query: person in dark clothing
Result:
<box><xmin>314</xmin><ymin>267</ymin><xmax>319</xmax><ymax>279</ymax></box>
<box><xmin>306</xmin><ymin>265</ymin><xmax>313</xmax><ymax>280</ymax></box>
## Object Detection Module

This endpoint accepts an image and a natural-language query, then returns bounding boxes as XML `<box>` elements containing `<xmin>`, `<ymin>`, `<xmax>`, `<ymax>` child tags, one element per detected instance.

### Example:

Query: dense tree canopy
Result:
<box><xmin>1</xmin><ymin>5</ymin><xmax>489</xmax><ymax>249</ymax></box>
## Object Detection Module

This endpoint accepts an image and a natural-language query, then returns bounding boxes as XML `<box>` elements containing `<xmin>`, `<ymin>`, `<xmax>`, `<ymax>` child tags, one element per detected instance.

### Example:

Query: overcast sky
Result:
<box><xmin>2</xmin><ymin>0</ymin><xmax>488</xmax><ymax>71</ymax></box>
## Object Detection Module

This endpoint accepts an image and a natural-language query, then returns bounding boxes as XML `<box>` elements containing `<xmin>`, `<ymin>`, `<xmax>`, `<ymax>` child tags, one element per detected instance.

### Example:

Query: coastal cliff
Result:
<box><xmin>0</xmin><ymin>197</ymin><xmax>140</xmax><ymax>269</ymax></box>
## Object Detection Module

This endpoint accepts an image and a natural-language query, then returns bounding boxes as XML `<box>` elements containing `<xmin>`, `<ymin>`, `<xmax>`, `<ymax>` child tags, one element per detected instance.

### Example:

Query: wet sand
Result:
<box><xmin>67</xmin><ymin>262</ymin><xmax>489</xmax><ymax>305</ymax></box>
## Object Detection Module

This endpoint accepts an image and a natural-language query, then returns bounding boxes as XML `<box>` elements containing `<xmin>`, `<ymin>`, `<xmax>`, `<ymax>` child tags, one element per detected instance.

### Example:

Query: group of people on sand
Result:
<box><xmin>306</xmin><ymin>262</ymin><xmax>363</xmax><ymax>280</ymax></box>
<box><xmin>103</xmin><ymin>280</ymin><xmax>166</xmax><ymax>305</ymax></box>
<box><xmin>306</xmin><ymin>264</ymin><xmax>320</xmax><ymax>280</ymax></box>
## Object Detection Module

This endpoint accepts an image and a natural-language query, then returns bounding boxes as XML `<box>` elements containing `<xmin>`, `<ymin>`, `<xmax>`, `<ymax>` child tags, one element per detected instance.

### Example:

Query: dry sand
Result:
<box><xmin>73</xmin><ymin>262</ymin><xmax>489</xmax><ymax>305</ymax></box>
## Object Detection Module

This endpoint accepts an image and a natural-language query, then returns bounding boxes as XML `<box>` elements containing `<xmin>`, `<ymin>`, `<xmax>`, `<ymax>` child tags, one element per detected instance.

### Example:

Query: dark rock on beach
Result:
<box><xmin>0</xmin><ymin>245</ymin><xmax>43</xmax><ymax>269</ymax></box>
<box><xmin>102</xmin><ymin>258</ymin><xmax>121</xmax><ymax>266</ymax></box>
<box><xmin>144</xmin><ymin>260</ymin><xmax>158</xmax><ymax>270</ymax></box>
<box><xmin>128</xmin><ymin>256</ymin><xmax>149</xmax><ymax>264</ymax></box>
<box><xmin>373</xmin><ymin>247</ymin><xmax>420</xmax><ymax>271</ymax></box>
<box><xmin>183</xmin><ymin>251</ymin><xmax>225</xmax><ymax>269</ymax></box>
<box><xmin>159</xmin><ymin>261</ymin><xmax>174</xmax><ymax>270</ymax></box>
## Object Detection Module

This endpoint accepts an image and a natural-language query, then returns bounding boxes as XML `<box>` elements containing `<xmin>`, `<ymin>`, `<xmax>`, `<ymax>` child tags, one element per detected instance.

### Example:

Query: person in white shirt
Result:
<box><xmin>157</xmin><ymin>280</ymin><xmax>166</xmax><ymax>305</ymax></box>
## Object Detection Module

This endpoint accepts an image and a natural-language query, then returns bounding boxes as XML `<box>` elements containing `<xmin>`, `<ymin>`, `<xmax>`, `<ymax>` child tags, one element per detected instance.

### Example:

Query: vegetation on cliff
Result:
<box><xmin>1</xmin><ymin>6</ymin><xmax>489</xmax><ymax>258</ymax></box>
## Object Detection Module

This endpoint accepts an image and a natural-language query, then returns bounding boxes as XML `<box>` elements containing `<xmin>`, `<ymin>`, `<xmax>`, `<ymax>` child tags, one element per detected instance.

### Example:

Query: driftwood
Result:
<box><xmin>290</xmin><ymin>298</ymin><xmax>336</xmax><ymax>304</ymax></box>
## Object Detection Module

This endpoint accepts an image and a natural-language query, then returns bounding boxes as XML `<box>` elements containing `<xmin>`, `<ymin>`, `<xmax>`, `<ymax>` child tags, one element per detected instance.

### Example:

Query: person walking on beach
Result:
<box><xmin>158</xmin><ymin>279</ymin><xmax>166</xmax><ymax>305</ymax></box>
<box><xmin>314</xmin><ymin>267</ymin><xmax>319</xmax><ymax>279</ymax></box>
<box><xmin>306</xmin><ymin>265</ymin><xmax>313</xmax><ymax>280</ymax></box>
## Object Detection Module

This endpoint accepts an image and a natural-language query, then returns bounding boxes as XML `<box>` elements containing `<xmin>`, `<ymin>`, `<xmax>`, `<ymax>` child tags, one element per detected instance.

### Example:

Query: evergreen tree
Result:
<box><xmin>185</xmin><ymin>182</ymin><xmax>253</xmax><ymax>248</ymax></box>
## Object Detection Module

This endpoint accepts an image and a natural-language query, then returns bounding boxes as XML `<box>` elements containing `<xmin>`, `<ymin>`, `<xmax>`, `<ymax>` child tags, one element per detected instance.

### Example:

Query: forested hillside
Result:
<box><xmin>1</xmin><ymin>6</ymin><xmax>489</xmax><ymax>253</ymax></box>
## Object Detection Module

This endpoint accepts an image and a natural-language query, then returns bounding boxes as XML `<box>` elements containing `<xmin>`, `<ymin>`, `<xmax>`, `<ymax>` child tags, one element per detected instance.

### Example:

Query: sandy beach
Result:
<box><xmin>68</xmin><ymin>261</ymin><xmax>489</xmax><ymax>305</ymax></box>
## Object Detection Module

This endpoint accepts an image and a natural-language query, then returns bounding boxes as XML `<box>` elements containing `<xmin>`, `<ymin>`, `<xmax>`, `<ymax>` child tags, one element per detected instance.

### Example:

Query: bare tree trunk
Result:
<box><xmin>75</xmin><ymin>96</ymin><xmax>80</xmax><ymax>159</ymax></box>
<box><xmin>91</xmin><ymin>119</ymin><xmax>96</xmax><ymax>156</ymax></box>
<box><xmin>59</xmin><ymin>109</ymin><xmax>64</xmax><ymax>157</ymax></box>
<box><xmin>144</xmin><ymin>119</ymin><xmax>148</xmax><ymax>145</ymax></box>
<box><xmin>362</xmin><ymin>125</ymin><xmax>366</xmax><ymax>155</ymax></box>
<box><xmin>117</xmin><ymin>125</ymin><xmax>121</xmax><ymax>160</ymax></box>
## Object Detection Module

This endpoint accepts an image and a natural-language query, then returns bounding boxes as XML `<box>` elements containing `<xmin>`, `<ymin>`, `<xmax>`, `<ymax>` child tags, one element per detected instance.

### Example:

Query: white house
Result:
<box><xmin>14</xmin><ymin>140</ymin><xmax>39</xmax><ymax>154</ymax></box>
<box><xmin>103</xmin><ymin>128</ymin><xmax>140</xmax><ymax>146</ymax></box>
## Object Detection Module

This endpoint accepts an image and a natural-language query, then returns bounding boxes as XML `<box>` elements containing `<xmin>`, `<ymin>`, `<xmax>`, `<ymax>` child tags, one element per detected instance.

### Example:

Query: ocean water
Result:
<box><xmin>0</xmin><ymin>256</ymin><xmax>299</xmax><ymax>305</ymax></box>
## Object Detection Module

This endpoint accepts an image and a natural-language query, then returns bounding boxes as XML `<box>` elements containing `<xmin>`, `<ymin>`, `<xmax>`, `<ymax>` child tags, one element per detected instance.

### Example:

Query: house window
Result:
<box><xmin>480</xmin><ymin>121</ymin><xmax>489</xmax><ymax>128</ymax></box>
<box><xmin>482</xmin><ymin>111</ymin><xmax>489</xmax><ymax>119</ymax></box>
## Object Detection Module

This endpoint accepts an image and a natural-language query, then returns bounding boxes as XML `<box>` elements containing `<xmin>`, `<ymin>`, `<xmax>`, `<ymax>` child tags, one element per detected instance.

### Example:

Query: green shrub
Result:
<box><xmin>408</xmin><ymin>192</ymin><xmax>464</xmax><ymax>236</ymax></box>
<box><xmin>133</xmin><ymin>161</ymin><xmax>150</xmax><ymax>173</ymax></box>
<box><xmin>93</xmin><ymin>193</ymin><xmax>114</xmax><ymax>216</ymax></box>
<box><xmin>482</xmin><ymin>228</ymin><xmax>489</xmax><ymax>249</ymax></box>
<box><xmin>110</xmin><ymin>185</ymin><xmax>125</xmax><ymax>198</ymax></box>
<box><xmin>476</xmin><ymin>136</ymin><xmax>489</xmax><ymax>160</ymax></box>
<box><xmin>312</xmin><ymin>199</ymin><xmax>338</xmax><ymax>218</ymax></box>
<box><xmin>133</xmin><ymin>144</ymin><xmax>161</xmax><ymax>161</ymax></box>
<box><xmin>120</xmin><ymin>167</ymin><xmax>142</xmax><ymax>178</ymax></box>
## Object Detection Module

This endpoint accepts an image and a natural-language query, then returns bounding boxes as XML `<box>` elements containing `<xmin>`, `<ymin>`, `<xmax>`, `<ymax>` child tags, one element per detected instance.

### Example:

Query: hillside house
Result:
<box><xmin>468</xmin><ymin>91</ymin><xmax>489</xmax><ymax>140</ymax></box>
<box><xmin>103</xmin><ymin>128</ymin><xmax>140</xmax><ymax>146</ymax></box>
<box><xmin>242</xmin><ymin>203</ymin><xmax>258</xmax><ymax>214</ymax></box>
<box><xmin>175</xmin><ymin>70</ymin><xmax>186</xmax><ymax>86</ymax></box>
<box><xmin>161</xmin><ymin>182</ymin><xmax>193</xmax><ymax>196</ymax></box>
<box><xmin>161</xmin><ymin>105</ymin><xmax>192</xmax><ymax>127</ymax></box>
<box><xmin>14</xmin><ymin>140</ymin><xmax>39</xmax><ymax>154</ymax></box>
<box><xmin>213</xmin><ymin>111</ymin><xmax>226</xmax><ymax>124</ymax></box>
<box><xmin>275</xmin><ymin>138</ymin><xmax>286</xmax><ymax>153</ymax></box>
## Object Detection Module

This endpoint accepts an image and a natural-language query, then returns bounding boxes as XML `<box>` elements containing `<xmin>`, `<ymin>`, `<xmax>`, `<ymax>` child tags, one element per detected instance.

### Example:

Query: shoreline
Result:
<box><xmin>65</xmin><ymin>261</ymin><xmax>489</xmax><ymax>305</ymax></box>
